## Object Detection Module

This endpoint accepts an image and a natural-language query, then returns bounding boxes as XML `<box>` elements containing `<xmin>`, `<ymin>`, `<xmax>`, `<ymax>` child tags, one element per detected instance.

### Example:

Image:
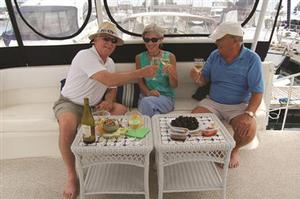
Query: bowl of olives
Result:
<box><xmin>167</xmin><ymin>116</ymin><xmax>200</xmax><ymax>133</ymax></box>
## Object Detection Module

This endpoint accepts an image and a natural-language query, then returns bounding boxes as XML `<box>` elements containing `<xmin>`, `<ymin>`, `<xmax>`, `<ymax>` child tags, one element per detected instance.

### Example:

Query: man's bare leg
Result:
<box><xmin>191</xmin><ymin>106</ymin><xmax>211</xmax><ymax>114</ymax></box>
<box><xmin>230</xmin><ymin>116</ymin><xmax>256</xmax><ymax>168</ymax></box>
<box><xmin>58</xmin><ymin>112</ymin><xmax>79</xmax><ymax>199</ymax></box>
<box><xmin>193</xmin><ymin>106</ymin><xmax>257</xmax><ymax>168</ymax></box>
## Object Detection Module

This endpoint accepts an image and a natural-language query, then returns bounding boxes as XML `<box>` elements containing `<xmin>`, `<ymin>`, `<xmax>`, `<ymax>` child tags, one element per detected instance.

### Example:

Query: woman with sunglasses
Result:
<box><xmin>135</xmin><ymin>23</ymin><xmax>178</xmax><ymax>117</ymax></box>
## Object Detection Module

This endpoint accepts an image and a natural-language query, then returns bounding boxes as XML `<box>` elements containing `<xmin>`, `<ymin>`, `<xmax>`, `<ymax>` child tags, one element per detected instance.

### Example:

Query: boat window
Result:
<box><xmin>17</xmin><ymin>7</ymin><xmax>78</xmax><ymax>40</ymax></box>
<box><xmin>0</xmin><ymin>0</ymin><xmax>97</xmax><ymax>46</ymax></box>
<box><xmin>0</xmin><ymin>0</ymin><xmax>13</xmax><ymax>47</ymax></box>
<box><xmin>104</xmin><ymin>0</ymin><xmax>257</xmax><ymax>39</ymax></box>
<box><xmin>0</xmin><ymin>0</ymin><xmax>298</xmax><ymax>47</ymax></box>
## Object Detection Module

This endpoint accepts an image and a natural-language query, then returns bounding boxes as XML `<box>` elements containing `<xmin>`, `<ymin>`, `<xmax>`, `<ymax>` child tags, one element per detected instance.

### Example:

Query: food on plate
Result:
<box><xmin>102</xmin><ymin>127</ymin><xmax>127</xmax><ymax>139</ymax></box>
<box><xmin>201</xmin><ymin>126</ymin><xmax>218</xmax><ymax>137</ymax></box>
<box><xmin>102</xmin><ymin>131</ymin><xmax>121</xmax><ymax>138</ymax></box>
<box><xmin>95</xmin><ymin>119</ymin><xmax>105</xmax><ymax>136</ymax></box>
<box><xmin>170</xmin><ymin>116</ymin><xmax>199</xmax><ymax>130</ymax></box>
<box><xmin>103</xmin><ymin>118</ymin><xmax>119</xmax><ymax>133</ymax></box>
<box><xmin>116</xmin><ymin>127</ymin><xmax>127</xmax><ymax>135</ymax></box>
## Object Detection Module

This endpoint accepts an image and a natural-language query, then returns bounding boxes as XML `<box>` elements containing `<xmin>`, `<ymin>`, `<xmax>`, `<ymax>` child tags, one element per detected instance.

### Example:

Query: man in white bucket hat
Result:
<box><xmin>190</xmin><ymin>21</ymin><xmax>264</xmax><ymax>168</ymax></box>
<box><xmin>53</xmin><ymin>21</ymin><xmax>158</xmax><ymax>199</ymax></box>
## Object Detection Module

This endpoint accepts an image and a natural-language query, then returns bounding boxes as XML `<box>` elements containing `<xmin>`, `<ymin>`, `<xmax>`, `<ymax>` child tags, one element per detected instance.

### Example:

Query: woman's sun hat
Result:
<box><xmin>89</xmin><ymin>21</ymin><xmax>124</xmax><ymax>46</ymax></box>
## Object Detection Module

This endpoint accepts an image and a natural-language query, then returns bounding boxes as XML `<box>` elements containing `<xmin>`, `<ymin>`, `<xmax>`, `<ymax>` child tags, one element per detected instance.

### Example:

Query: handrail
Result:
<box><xmin>270</xmin><ymin>72</ymin><xmax>300</xmax><ymax>131</ymax></box>
<box><xmin>273</xmin><ymin>72</ymin><xmax>300</xmax><ymax>81</ymax></box>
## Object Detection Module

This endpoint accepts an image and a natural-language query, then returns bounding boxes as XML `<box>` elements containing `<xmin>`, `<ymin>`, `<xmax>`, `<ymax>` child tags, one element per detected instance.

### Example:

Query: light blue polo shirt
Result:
<box><xmin>202</xmin><ymin>46</ymin><xmax>264</xmax><ymax>105</ymax></box>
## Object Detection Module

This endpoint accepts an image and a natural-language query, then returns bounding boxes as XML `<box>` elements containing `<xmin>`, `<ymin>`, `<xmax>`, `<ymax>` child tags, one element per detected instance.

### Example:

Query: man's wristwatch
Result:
<box><xmin>244</xmin><ymin>111</ymin><xmax>255</xmax><ymax>118</ymax></box>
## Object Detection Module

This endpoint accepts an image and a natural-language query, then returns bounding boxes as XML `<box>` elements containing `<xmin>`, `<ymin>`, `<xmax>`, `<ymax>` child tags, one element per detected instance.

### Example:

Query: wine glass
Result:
<box><xmin>161</xmin><ymin>57</ymin><xmax>170</xmax><ymax>75</ymax></box>
<box><xmin>151</xmin><ymin>57</ymin><xmax>160</xmax><ymax>80</ymax></box>
<box><xmin>194</xmin><ymin>58</ymin><xmax>205</xmax><ymax>72</ymax></box>
<box><xmin>125</xmin><ymin>110</ymin><xmax>144</xmax><ymax>129</ymax></box>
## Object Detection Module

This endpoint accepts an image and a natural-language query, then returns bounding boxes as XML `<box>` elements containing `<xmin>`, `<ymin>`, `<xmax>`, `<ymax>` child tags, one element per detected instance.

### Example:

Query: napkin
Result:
<box><xmin>126</xmin><ymin>127</ymin><xmax>150</xmax><ymax>139</ymax></box>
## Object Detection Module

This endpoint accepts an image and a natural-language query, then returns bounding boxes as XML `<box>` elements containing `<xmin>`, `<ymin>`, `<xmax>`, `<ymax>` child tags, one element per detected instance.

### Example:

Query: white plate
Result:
<box><xmin>167</xmin><ymin>120</ymin><xmax>201</xmax><ymax>134</ymax></box>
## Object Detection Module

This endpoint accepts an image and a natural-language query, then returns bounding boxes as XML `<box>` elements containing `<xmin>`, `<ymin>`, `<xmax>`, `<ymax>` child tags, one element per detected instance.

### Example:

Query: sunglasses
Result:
<box><xmin>143</xmin><ymin>37</ymin><xmax>161</xmax><ymax>43</ymax></box>
<box><xmin>102</xmin><ymin>36</ymin><xmax>118</xmax><ymax>44</ymax></box>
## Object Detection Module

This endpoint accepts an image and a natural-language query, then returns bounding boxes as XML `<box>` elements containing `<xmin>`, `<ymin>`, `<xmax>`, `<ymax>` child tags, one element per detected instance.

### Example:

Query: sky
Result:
<box><xmin>0</xmin><ymin>0</ymin><xmax>5</xmax><ymax>8</ymax></box>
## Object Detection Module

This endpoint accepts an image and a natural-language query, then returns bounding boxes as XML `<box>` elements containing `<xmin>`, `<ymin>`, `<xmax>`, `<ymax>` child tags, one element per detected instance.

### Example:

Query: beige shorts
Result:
<box><xmin>198</xmin><ymin>98</ymin><xmax>248</xmax><ymax>123</ymax></box>
<box><xmin>53</xmin><ymin>95</ymin><xmax>83</xmax><ymax>121</ymax></box>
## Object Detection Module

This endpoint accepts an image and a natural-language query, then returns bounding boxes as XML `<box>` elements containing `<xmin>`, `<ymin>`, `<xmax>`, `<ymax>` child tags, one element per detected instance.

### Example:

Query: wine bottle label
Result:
<box><xmin>82</xmin><ymin>125</ymin><xmax>92</xmax><ymax>137</ymax></box>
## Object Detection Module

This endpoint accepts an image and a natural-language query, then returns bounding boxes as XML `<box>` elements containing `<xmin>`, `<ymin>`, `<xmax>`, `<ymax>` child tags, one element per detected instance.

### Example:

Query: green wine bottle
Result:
<box><xmin>81</xmin><ymin>97</ymin><xmax>95</xmax><ymax>144</ymax></box>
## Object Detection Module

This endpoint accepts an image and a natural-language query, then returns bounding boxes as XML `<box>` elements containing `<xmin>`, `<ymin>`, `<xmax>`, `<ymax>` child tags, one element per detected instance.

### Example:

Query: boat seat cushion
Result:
<box><xmin>116</xmin><ymin>83</ymin><xmax>140</xmax><ymax>108</ymax></box>
<box><xmin>0</xmin><ymin>102</ymin><xmax>57</xmax><ymax>132</ymax></box>
<box><xmin>0</xmin><ymin>62</ymin><xmax>273</xmax><ymax>159</ymax></box>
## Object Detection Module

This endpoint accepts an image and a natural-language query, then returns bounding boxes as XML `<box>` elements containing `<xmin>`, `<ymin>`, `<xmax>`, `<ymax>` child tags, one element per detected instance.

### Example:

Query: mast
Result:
<box><xmin>287</xmin><ymin>0</ymin><xmax>291</xmax><ymax>29</ymax></box>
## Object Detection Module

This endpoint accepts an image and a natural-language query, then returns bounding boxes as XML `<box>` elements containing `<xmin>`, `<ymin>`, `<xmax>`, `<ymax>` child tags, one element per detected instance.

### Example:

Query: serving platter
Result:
<box><xmin>167</xmin><ymin>120</ymin><xmax>201</xmax><ymax>134</ymax></box>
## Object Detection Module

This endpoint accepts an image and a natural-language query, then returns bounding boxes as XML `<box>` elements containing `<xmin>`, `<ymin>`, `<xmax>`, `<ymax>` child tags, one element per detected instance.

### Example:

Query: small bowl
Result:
<box><xmin>201</xmin><ymin>127</ymin><xmax>218</xmax><ymax>137</ymax></box>
<box><xmin>170</xmin><ymin>131</ymin><xmax>188</xmax><ymax>141</ymax></box>
<box><xmin>103</xmin><ymin>119</ymin><xmax>119</xmax><ymax>133</ymax></box>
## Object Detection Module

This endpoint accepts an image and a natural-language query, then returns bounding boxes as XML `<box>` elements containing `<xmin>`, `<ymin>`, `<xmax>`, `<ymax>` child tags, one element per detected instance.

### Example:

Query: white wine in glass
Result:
<box><xmin>161</xmin><ymin>57</ymin><xmax>170</xmax><ymax>75</ymax></box>
<box><xmin>151</xmin><ymin>57</ymin><xmax>160</xmax><ymax>80</ymax></box>
<box><xmin>194</xmin><ymin>58</ymin><xmax>205</xmax><ymax>72</ymax></box>
<box><xmin>161</xmin><ymin>57</ymin><xmax>170</xmax><ymax>65</ymax></box>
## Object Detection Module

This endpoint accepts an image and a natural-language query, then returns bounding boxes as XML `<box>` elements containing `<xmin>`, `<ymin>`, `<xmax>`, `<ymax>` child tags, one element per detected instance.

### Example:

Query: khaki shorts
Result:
<box><xmin>53</xmin><ymin>95</ymin><xmax>83</xmax><ymax>121</ymax></box>
<box><xmin>198</xmin><ymin>98</ymin><xmax>248</xmax><ymax>123</ymax></box>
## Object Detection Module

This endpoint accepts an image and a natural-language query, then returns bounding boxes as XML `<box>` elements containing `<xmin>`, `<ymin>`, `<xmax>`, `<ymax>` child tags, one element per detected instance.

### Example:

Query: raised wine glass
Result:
<box><xmin>151</xmin><ymin>56</ymin><xmax>160</xmax><ymax>80</ymax></box>
<box><xmin>161</xmin><ymin>57</ymin><xmax>170</xmax><ymax>75</ymax></box>
<box><xmin>194</xmin><ymin>58</ymin><xmax>205</xmax><ymax>72</ymax></box>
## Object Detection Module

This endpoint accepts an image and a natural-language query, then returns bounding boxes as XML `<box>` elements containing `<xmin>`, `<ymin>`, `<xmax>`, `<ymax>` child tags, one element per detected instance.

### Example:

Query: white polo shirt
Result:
<box><xmin>61</xmin><ymin>46</ymin><xmax>116</xmax><ymax>106</ymax></box>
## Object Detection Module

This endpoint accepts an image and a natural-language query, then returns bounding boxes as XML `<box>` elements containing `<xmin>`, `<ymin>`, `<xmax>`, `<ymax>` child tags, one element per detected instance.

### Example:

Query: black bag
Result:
<box><xmin>192</xmin><ymin>83</ymin><xmax>210</xmax><ymax>101</ymax></box>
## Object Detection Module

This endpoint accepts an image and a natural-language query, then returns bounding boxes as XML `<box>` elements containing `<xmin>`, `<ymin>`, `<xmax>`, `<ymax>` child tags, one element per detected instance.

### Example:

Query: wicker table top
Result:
<box><xmin>152</xmin><ymin>113</ymin><xmax>235</xmax><ymax>151</ymax></box>
<box><xmin>71</xmin><ymin>115</ymin><xmax>153</xmax><ymax>157</ymax></box>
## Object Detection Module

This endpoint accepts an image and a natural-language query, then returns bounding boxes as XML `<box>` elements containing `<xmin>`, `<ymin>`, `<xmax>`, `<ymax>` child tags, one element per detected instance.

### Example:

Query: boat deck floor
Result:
<box><xmin>1</xmin><ymin>130</ymin><xmax>300</xmax><ymax>199</ymax></box>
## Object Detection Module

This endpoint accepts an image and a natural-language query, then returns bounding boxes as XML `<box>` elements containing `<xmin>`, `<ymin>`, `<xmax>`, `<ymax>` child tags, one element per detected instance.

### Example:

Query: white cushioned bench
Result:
<box><xmin>0</xmin><ymin>62</ymin><xmax>274</xmax><ymax>159</ymax></box>
<box><xmin>0</xmin><ymin>66</ymin><xmax>69</xmax><ymax>159</ymax></box>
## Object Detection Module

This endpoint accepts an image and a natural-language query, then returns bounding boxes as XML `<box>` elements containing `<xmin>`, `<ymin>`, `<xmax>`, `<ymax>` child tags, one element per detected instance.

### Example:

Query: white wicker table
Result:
<box><xmin>152</xmin><ymin>113</ymin><xmax>235</xmax><ymax>199</ymax></box>
<box><xmin>71</xmin><ymin>116</ymin><xmax>153</xmax><ymax>199</ymax></box>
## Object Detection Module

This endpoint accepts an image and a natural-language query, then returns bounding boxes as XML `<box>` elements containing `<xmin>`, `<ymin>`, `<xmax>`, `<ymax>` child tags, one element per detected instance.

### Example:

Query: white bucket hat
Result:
<box><xmin>209</xmin><ymin>21</ymin><xmax>244</xmax><ymax>42</ymax></box>
<box><xmin>89</xmin><ymin>21</ymin><xmax>124</xmax><ymax>46</ymax></box>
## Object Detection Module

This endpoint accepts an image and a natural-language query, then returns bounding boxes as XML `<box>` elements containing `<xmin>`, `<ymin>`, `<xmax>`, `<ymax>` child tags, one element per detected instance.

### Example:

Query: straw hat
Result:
<box><xmin>209</xmin><ymin>21</ymin><xmax>244</xmax><ymax>42</ymax></box>
<box><xmin>89</xmin><ymin>21</ymin><xmax>124</xmax><ymax>46</ymax></box>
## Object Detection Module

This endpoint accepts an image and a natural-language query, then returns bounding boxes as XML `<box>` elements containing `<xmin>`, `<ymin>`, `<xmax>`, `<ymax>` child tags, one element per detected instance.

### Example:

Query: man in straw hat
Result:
<box><xmin>53</xmin><ymin>21</ymin><xmax>158</xmax><ymax>199</ymax></box>
<box><xmin>190</xmin><ymin>21</ymin><xmax>264</xmax><ymax>168</ymax></box>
